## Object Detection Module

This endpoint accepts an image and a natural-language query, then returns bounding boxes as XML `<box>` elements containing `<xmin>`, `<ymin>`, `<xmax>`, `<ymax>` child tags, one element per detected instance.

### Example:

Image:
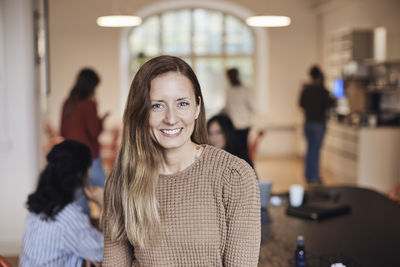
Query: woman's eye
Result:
<box><xmin>152</xmin><ymin>103</ymin><xmax>164</xmax><ymax>110</ymax></box>
<box><xmin>178</xmin><ymin>101</ymin><xmax>190</xmax><ymax>108</ymax></box>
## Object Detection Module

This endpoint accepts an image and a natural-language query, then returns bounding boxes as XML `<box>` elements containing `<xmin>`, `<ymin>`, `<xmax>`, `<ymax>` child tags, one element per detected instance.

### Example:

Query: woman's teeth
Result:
<box><xmin>161</xmin><ymin>128</ymin><xmax>182</xmax><ymax>135</ymax></box>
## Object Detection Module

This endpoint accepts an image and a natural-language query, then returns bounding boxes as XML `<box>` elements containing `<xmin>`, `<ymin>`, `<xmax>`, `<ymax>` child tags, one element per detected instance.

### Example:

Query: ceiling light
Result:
<box><xmin>246</xmin><ymin>16</ymin><xmax>291</xmax><ymax>27</ymax></box>
<box><xmin>96</xmin><ymin>15</ymin><xmax>142</xmax><ymax>27</ymax></box>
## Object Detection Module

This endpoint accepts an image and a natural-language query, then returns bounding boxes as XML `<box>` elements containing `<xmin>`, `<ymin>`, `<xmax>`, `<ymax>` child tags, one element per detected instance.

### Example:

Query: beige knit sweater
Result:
<box><xmin>103</xmin><ymin>145</ymin><xmax>260</xmax><ymax>266</ymax></box>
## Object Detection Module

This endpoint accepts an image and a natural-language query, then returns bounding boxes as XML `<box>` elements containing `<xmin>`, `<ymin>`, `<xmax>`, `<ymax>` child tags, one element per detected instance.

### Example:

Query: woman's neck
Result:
<box><xmin>159</xmin><ymin>142</ymin><xmax>201</xmax><ymax>175</ymax></box>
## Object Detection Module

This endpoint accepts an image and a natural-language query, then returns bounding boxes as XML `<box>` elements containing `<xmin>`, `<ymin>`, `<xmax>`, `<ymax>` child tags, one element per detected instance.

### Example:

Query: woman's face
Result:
<box><xmin>149</xmin><ymin>72</ymin><xmax>200</xmax><ymax>151</ymax></box>
<box><xmin>208</xmin><ymin>121</ymin><xmax>226</xmax><ymax>149</ymax></box>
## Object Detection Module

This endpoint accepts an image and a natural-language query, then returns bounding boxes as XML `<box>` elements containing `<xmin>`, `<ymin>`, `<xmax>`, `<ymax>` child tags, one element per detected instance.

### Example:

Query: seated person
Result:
<box><xmin>207</xmin><ymin>114</ymin><xmax>253</xmax><ymax>167</ymax></box>
<box><xmin>20</xmin><ymin>140</ymin><xmax>103</xmax><ymax>266</ymax></box>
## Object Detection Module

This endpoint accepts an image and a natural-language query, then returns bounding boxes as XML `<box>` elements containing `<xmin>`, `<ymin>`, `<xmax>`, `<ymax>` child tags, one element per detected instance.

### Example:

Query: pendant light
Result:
<box><xmin>246</xmin><ymin>1</ymin><xmax>291</xmax><ymax>28</ymax></box>
<box><xmin>246</xmin><ymin>15</ymin><xmax>291</xmax><ymax>27</ymax></box>
<box><xmin>96</xmin><ymin>15</ymin><xmax>142</xmax><ymax>27</ymax></box>
<box><xmin>96</xmin><ymin>1</ymin><xmax>142</xmax><ymax>28</ymax></box>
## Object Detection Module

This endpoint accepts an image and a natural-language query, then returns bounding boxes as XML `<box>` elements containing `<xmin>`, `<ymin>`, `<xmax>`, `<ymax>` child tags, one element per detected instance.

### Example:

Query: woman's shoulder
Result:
<box><xmin>55</xmin><ymin>203</ymin><xmax>91</xmax><ymax>228</ymax></box>
<box><xmin>202</xmin><ymin>145</ymin><xmax>255</xmax><ymax>178</ymax></box>
<box><xmin>25</xmin><ymin>203</ymin><xmax>85</xmax><ymax>229</ymax></box>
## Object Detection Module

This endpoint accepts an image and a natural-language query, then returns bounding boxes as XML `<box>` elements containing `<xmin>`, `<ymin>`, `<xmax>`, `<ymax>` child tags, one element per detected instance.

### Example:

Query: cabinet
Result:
<box><xmin>321</xmin><ymin>122</ymin><xmax>358</xmax><ymax>184</ymax></box>
<box><xmin>326</xmin><ymin>29</ymin><xmax>373</xmax><ymax>85</ymax></box>
<box><xmin>321</xmin><ymin>121</ymin><xmax>400</xmax><ymax>193</ymax></box>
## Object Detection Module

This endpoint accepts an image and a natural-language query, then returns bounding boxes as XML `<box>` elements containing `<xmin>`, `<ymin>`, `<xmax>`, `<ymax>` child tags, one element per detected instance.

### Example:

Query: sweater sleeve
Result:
<box><xmin>222</xmin><ymin>159</ymin><xmax>261</xmax><ymax>267</ymax></box>
<box><xmin>83</xmin><ymin>99</ymin><xmax>103</xmax><ymax>140</ymax></box>
<box><xmin>103</xmin><ymin>230</ymin><xmax>134</xmax><ymax>266</ymax></box>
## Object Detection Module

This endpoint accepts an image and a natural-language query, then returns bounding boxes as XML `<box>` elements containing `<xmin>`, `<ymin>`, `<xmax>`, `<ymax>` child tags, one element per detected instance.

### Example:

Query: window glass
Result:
<box><xmin>161</xmin><ymin>9</ymin><xmax>191</xmax><ymax>55</ymax></box>
<box><xmin>129</xmin><ymin>16</ymin><xmax>160</xmax><ymax>57</ymax></box>
<box><xmin>225</xmin><ymin>15</ymin><xmax>254</xmax><ymax>55</ymax></box>
<box><xmin>193</xmin><ymin>9</ymin><xmax>223</xmax><ymax>55</ymax></box>
<box><xmin>194</xmin><ymin>58</ymin><xmax>225</xmax><ymax>117</ymax></box>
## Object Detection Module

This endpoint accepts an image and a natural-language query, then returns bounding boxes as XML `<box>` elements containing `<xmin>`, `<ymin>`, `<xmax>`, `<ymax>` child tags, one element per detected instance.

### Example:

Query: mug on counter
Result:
<box><xmin>289</xmin><ymin>184</ymin><xmax>304</xmax><ymax>207</ymax></box>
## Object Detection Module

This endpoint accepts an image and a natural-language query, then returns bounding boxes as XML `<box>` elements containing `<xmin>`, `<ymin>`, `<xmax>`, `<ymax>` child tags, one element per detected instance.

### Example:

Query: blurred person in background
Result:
<box><xmin>299</xmin><ymin>66</ymin><xmax>335</xmax><ymax>184</ymax></box>
<box><xmin>224</xmin><ymin>68</ymin><xmax>253</xmax><ymax>130</ymax></box>
<box><xmin>207</xmin><ymin>114</ymin><xmax>253</xmax><ymax>167</ymax></box>
<box><xmin>101</xmin><ymin>55</ymin><xmax>260</xmax><ymax>266</ymax></box>
<box><xmin>60</xmin><ymin>68</ymin><xmax>109</xmax><ymax>215</ymax></box>
<box><xmin>20</xmin><ymin>140</ymin><xmax>103</xmax><ymax>267</ymax></box>
<box><xmin>223</xmin><ymin>68</ymin><xmax>253</xmax><ymax>165</ymax></box>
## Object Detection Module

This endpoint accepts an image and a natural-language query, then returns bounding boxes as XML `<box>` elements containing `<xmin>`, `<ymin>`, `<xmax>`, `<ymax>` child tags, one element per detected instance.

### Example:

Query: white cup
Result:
<box><xmin>289</xmin><ymin>184</ymin><xmax>304</xmax><ymax>207</ymax></box>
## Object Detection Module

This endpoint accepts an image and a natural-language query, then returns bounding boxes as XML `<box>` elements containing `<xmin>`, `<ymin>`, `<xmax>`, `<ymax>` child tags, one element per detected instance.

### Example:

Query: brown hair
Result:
<box><xmin>101</xmin><ymin>55</ymin><xmax>207</xmax><ymax>247</ymax></box>
<box><xmin>64</xmin><ymin>68</ymin><xmax>100</xmax><ymax>118</ymax></box>
<box><xmin>226</xmin><ymin>68</ymin><xmax>241</xmax><ymax>86</ymax></box>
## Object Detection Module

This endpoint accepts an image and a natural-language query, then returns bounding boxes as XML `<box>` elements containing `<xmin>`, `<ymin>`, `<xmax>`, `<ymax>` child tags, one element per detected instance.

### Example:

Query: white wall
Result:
<box><xmin>0</xmin><ymin>0</ymin><xmax>39</xmax><ymax>255</ymax></box>
<box><xmin>320</xmin><ymin>0</ymin><xmax>400</xmax><ymax>65</ymax></box>
<box><xmin>48</xmin><ymin>0</ymin><xmax>122</xmax><ymax>131</ymax></box>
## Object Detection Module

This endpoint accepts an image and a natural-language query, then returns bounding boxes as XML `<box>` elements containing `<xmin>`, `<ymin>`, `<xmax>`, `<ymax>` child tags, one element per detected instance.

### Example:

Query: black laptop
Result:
<box><xmin>286</xmin><ymin>202</ymin><xmax>351</xmax><ymax>220</ymax></box>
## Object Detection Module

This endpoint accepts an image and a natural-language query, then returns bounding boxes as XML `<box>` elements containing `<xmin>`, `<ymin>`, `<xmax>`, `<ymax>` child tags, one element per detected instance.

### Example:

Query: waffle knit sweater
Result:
<box><xmin>103</xmin><ymin>145</ymin><xmax>260</xmax><ymax>266</ymax></box>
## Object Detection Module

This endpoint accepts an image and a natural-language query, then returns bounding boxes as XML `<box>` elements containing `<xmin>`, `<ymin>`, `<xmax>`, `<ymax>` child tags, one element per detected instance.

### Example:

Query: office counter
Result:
<box><xmin>321</xmin><ymin>121</ymin><xmax>400</xmax><ymax>193</ymax></box>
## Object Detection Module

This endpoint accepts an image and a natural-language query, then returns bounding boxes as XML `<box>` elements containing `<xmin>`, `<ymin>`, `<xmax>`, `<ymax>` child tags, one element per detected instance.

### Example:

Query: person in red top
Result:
<box><xmin>61</xmin><ymin>68</ymin><xmax>109</xmax><ymax>215</ymax></box>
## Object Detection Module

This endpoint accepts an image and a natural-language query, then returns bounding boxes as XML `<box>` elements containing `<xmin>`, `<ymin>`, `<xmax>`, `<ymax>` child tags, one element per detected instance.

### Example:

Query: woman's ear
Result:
<box><xmin>195</xmin><ymin>96</ymin><xmax>201</xmax><ymax>119</ymax></box>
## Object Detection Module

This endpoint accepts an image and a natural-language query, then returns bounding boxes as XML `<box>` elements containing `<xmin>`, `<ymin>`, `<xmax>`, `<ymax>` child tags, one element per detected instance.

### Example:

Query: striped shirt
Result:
<box><xmin>20</xmin><ymin>203</ymin><xmax>103</xmax><ymax>267</ymax></box>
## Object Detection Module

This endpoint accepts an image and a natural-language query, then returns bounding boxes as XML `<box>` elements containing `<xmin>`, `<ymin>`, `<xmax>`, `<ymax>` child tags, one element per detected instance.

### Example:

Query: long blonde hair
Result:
<box><xmin>101</xmin><ymin>55</ymin><xmax>207</xmax><ymax>247</ymax></box>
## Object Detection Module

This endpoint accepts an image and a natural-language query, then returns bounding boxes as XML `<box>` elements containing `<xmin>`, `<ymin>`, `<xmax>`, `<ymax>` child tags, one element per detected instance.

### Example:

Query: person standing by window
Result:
<box><xmin>223</xmin><ymin>68</ymin><xmax>253</xmax><ymax>166</ymax></box>
<box><xmin>224</xmin><ymin>68</ymin><xmax>253</xmax><ymax>130</ymax></box>
<box><xmin>60</xmin><ymin>68</ymin><xmax>109</xmax><ymax>215</ymax></box>
<box><xmin>299</xmin><ymin>66</ymin><xmax>335</xmax><ymax>184</ymax></box>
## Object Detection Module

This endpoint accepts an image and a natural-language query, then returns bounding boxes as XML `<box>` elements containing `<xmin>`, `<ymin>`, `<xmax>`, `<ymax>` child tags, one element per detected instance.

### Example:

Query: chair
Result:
<box><xmin>248</xmin><ymin>130</ymin><xmax>265</xmax><ymax>162</ymax></box>
<box><xmin>42</xmin><ymin>120</ymin><xmax>64</xmax><ymax>155</ymax></box>
<box><xmin>0</xmin><ymin>256</ymin><xmax>12</xmax><ymax>267</ymax></box>
<box><xmin>101</xmin><ymin>125</ymin><xmax>121</xmax><ymax>173</ymax></box>
<box><xmin>388</xmin><ymin>184</ymin><xmax>400</xmax><ymax>204</ymax></box>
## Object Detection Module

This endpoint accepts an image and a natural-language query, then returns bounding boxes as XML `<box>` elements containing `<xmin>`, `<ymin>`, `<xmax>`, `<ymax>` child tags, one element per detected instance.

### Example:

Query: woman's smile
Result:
<box><xmin>160</xmin><ymin>128</ymin><xmax>183</xmax><ymax>136</ymax></box>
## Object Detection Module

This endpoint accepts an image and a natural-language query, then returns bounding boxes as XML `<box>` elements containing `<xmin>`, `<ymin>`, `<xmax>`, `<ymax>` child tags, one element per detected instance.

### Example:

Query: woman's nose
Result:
<box><xmin>164</xmin><ymin>107</ymin><xmax>178</xmax><ymax>125</ymax></box>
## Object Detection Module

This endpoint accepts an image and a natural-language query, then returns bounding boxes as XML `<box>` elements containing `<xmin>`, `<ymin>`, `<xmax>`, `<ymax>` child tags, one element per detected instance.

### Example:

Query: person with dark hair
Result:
<box><xmin>207</xmin><ymin>114</ymin><xmax>253</xmax><ymax>167</ymax></box>
<box><xmin>224</xmin><ymin>68</ymin><xmax>253</xmax><ymax>170</ymax></box>
<box><xmin>299</xmin><ymin>65</ymin><xmax>335</xmax><ymax>184</ymax></box>
<box><xmin>102</xmin><ymin>55</ymin><xmax>260</xmax><ymax>266</ymax></box>
<box><xmin>20</xmin><ymin>140</ymin><xmax>103</xmax><ymax>266</ymax></box>
<box><xmin>224</xmin><ymin>67</ymin><xmax>253</xmax><ymax>130</ymax></box>
<box><xmin>60</xmin><ymin>68</ymin><xmax>109</xmax><ymax>215</ymax></box>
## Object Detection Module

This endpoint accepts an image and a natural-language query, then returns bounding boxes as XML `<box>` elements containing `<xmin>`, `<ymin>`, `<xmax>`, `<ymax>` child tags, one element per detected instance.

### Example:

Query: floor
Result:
<box><xmin>254</xmin><ymin>156</ymin><xmax>340</xmax><ymax>194</ymax></box>
<box><xmin>4</xmin><ymin>156</ymin><xmax>340</xmax><ymax>266</ymax></box>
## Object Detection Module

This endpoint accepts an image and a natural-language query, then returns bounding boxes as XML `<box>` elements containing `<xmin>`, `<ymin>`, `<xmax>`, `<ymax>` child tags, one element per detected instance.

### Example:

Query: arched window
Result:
<box><xmin>128</xmin><ymin>8</ymin><xmax>255</xmax><ymax>117</ymax></box>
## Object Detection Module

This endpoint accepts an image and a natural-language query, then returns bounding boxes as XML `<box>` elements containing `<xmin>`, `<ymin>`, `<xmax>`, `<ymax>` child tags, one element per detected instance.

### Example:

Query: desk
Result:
<box><xmin>259</xmin><ymin>186</ymin><xmax>400</xmax><ymax>266</ymax></box>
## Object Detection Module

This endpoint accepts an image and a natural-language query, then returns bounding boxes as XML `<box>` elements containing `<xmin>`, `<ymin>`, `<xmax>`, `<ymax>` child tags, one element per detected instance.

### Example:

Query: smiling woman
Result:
<box><xmin>149</xmin><ymin>72</ymin><xmax>201</xmax><ymax>164</ymax></box>
<box><xmin>102</xmin><ymin>55</ymin><xmax>260</xmax><ymax>266</ymax></box>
